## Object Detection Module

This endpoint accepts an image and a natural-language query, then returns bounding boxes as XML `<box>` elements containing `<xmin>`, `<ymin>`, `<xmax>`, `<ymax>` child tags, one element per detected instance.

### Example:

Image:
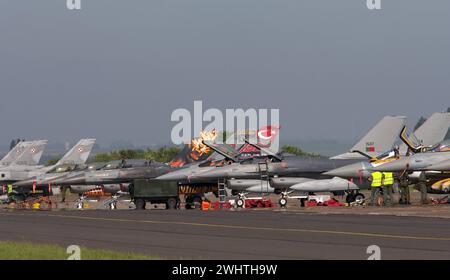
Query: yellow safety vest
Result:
<box><xmin>383</xmin><ymin>172</ymin><xmax>394</xmax><ymax>186</ymax></box>
<box><xmin>7</xmin><ymin>184</ymin><xmax>13</xmax><ymax>194</ymax></box>
<box><xmin>371</xmin><ymin>172</ymin><xmax>382</xmax><ymax>187</ymax></box>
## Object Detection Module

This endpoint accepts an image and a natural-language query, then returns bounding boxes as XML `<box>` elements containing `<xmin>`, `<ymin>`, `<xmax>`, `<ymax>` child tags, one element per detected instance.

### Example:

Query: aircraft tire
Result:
<box><xmin>353</xmin><ymin>193</ymin><xmax>365</xmax><ymax>204</ymax></box>
<box><xmin>236</xmin><ymin>198</ymin><xmax>245</xmax><ymax>208</ymax></box>
<box><xmin>166</xmin><ymin>197</ymin><xmax>178</xmax><ymax>210</ymax></box>
<box><xmin>135</xmin><ymin>199</ymin><xmax>146</xmax><ymax>210</ymax></box>
<box><xmin>279</xmin><ymin>198</ymin><xmax>287</xmax><ymax>207</ymax></box>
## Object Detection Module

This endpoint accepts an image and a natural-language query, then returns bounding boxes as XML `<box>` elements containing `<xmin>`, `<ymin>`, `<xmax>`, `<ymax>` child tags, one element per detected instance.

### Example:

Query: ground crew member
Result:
<box><xmin>382</xmin><ymin>172</ymin><xmax>394</xmax><ymax>206</ymax></box>
<box><xmin>201</xmin><ymin>198</ymin><xmax>211</xmax><ymax>211</ymax></box>
<box><xmin>7</xmin><ymin>183</ymin><xmax>13</xmax><ymax>194</ymax></box>
<box><xmin>369</xmin><ymin>171</ymin><xmax>383</xmax><ymax>206</ymax></box>
<box><xmin>398</xmin><ymin>172</ymin><xmax>410</xmax><ymax>205</ymax></box>
<box><xmin>60</xmin><ymin>186</ymin><xmax>67</xmax><ymax>203</ymax></box>
<box><xmin>418</xmin><ymin>171</ymin><xmax>428</xmax><ymax>204</ymax></box>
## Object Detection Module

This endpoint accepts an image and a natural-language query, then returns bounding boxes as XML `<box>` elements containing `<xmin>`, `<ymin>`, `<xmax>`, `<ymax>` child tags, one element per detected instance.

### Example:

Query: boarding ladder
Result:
<box><xmin>218</xmin><ymin>179</ymin><xmax>227</xmax><ymax>204</ymax></box>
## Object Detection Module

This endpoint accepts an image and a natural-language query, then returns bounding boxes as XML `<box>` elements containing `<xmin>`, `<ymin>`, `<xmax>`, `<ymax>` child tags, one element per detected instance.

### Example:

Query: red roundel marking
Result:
<box><xmin>257</xmin><ymin>126</ymin><xmax>279</xmax><ymax>141</ymax></box>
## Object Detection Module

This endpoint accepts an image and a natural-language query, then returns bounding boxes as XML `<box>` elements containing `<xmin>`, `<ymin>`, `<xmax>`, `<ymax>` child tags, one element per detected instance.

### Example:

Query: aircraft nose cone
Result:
<box><xmin>324</xmin><ymin>162</ymin><xmax>364</xmax><ymax>178</ymax></box>
<box><xmin>373</xmin><ymin>158</ymin><xmax>411</xmax><ymax>172</ymax></box>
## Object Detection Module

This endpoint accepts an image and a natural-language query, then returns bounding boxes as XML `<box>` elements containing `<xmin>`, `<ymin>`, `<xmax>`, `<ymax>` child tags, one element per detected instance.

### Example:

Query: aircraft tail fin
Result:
<box><xmin>399</xmin><ymin>112</ymin><xmax>450</xmax><ymax>154</ymax></box>
<box><xmin>237</xmin><ymin>125</ymin><xmax>281</xmax><ymax>155</ymax></box>
<box><xmin>0</xmin><ymin>141</ymin><xmax>29</xmax><ymax>166</ymax></box>
<box><xmin>12</xmin><ymin>140</ymin><xmax>48</xmax><ymax>166</ymax></box>
<box><xmin>56</xmin><ymin>139</ymin><xmax>96</xmax><ymax>166</ymax></box>
<box><xmin>331</xmin><ymin>116</ymin><xmax>407</xmax><ymax>160</ymax></box>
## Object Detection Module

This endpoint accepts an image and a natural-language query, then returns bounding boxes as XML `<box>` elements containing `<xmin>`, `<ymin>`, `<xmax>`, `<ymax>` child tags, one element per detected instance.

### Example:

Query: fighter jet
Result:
<box><xmin>8</xmin><ymin>139</ymin><xmax>96</xmax><ymax>195</ymax></box>
<box><xmin>325</xmin><ymin>112</ymin><xmax>450</xmax><ymax>193</ymax></box>
<box><xmin>0</xmin><ymin>140</ymin><xmax>48</xmax><ymax>195</ymax></box>
<box><xmin>46</xmin><ymin>129</ymin><xmax>277</xmax><ymax>209</ymax></box>
<box><xmin>0</xmin><ymin>140</ymin><xmax>48</xmax><ymax>180</ymax></box>
<box><xmin>51</xmin><ymin>159</ymin><xmax>172</xmax><ymax>194</ymax></box>
<box><xmin>325</xmin><ymin>112</ymin><xmax>450</xmax><ymax>179</ymax></box>
<box><xmin>156</xmin><ymin>126</ymin><xmax>281</xmax><ymax>183</ymax></box>
<box><xmin>182</xmin><ymin>116</ymin><xmax>407</xmax><ymax>206</ymax></box>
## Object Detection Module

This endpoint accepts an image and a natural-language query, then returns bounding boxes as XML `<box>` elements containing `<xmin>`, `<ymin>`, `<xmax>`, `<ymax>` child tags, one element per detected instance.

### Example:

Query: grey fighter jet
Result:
<box><xmin>156</xmin><ymin>126</ymin><xmax>282</xmax><ymax>183</ymax></box>
<box><xmin>325</xmin><ymin>112</ymin><xmax>450</xmax><ymax>179</ymax></box>
<box><xmin>0</xmin><ymin>140</ymin><xmax>48</xmax><ymax>195</ymax></box>
<box><xmin>9</xmin><ymin>139</ymin><xmax>96</xmax><ymax>194</ymax></box>
<box><xmin>51</xmin><ymin>159</ymin><xmax>172</xmax><ymax>195</ymax></box>
<box><xmin>181</xmin><ymin>116</ymin><xmax>407</xmax><ymax>206</ymax></box>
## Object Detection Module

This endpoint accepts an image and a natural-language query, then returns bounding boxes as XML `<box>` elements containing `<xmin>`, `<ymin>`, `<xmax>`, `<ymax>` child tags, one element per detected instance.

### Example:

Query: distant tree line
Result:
<box><xmin>281</xmin><ymin>145</ymin><xmax>321</xmax><ymax>157</ymax></box>
<box><xmin>91</xmin><ymin>146</ymin><xmax>182</xmax><ymax>163</ymax></box>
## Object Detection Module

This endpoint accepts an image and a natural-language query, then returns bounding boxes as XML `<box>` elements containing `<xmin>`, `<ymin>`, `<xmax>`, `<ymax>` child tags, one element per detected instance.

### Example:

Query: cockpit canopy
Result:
<box><xmin>371</xmin><ymin>149</ymin><xmax>399</xmax><ymax>162</ymax></box>
<box><xmin>423</xmin><ymin>140</ymin><xmax>450</xmax><ymax>153</ymax></box>
<box><xmin>100</xmin><ymin>159</ymin><xmax>152</xmax><ymax>170</ymax></box>
<box><xmin>48</xmin><ymin>164</ymin><xmax>82</xmax><ymax>173</ymax></box>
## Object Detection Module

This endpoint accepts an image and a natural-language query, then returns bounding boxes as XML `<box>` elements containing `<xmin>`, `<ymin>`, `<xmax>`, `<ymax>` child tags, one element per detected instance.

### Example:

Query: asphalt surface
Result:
<box><xmin>1</xmin><ymin>209</ymin><xmax>450</xmax><ymax>259</ymax></box>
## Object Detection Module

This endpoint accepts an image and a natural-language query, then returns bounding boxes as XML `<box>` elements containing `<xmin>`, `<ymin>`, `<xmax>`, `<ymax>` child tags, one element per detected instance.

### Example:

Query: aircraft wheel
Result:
<box><xmin>76</xmin><ymin>202</ymin><xmax>83</xmax><ymax>210</ymax></box>
<box><xmin>236</xmin><ymin>198</ymin><xmax>245</xmax><ymax>208</ymax></box>
<box><xmin>166</xmin><ymin>198</ymin><xmax>178</xmax><ymax>210</ymax></box>
<box><xmin>353</xmin><ymin>193</ymin><xmax>365</xmax><ymax>204</ymax></box>
<box><xmin>278</xmin><ymin>197</ymin><xmax>288</xmax><ymax>207</ymax></box>
<box><xmin>135</xmin><ymin>199</ymin><xmax>146</xmax><ymax>210</ymax></box>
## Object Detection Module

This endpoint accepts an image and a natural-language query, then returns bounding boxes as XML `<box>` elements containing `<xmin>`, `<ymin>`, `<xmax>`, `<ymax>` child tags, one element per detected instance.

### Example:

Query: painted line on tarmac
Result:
<box><xmin>2</xmin><ymin>211</ymin><xmax>450</xmax><ymax>242</ymax></box>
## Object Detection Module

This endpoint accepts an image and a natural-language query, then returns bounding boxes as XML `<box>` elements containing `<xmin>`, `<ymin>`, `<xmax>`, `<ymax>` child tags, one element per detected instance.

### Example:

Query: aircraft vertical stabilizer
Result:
<box><xmin>331</xmin><ymin>115</ymin><xmax>406</xmax><ymax>160</ymax></box>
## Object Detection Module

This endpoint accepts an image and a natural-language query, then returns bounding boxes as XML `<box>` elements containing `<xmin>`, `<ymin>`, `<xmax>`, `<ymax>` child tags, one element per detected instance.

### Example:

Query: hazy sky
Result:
<box><xmin>1</xmin><ymin>0</ymin><xmax>449</xmax><ymax>148</ymax></box>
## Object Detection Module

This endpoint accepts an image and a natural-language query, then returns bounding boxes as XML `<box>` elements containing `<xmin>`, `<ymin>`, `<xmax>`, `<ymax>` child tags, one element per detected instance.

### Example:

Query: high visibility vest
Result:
<box><xmin>7</xmin><ymin>184</ymin><xmax>13</xmax><ymax>194</ymax></box>
<box><xmin>383</xmin><ymin>172</ymin><xmax>394</xmax><ymax>185</ymax></box>
<box><xmin>371</xmin><ymin>172</ymin><xmax>382</xmax><ymax>187</ymax></box>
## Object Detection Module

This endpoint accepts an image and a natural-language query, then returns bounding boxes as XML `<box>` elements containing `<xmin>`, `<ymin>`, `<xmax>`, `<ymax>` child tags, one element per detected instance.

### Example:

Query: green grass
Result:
<box><xmin>0</xmin><ymin>241</ymin><xmax>159</xmax><ymax>260</ymax></box>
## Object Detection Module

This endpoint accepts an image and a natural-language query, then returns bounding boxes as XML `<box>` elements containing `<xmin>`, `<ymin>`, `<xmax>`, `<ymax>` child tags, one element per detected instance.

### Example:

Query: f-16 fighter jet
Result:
<box><xmin>325</xmin><ymin>112</ymin><xmax>450</xmax><ymax>193</ymax></box>
<box><xmin>173</xmin><ymin>116</ymin><xmax>407</xmax><ymax>206</ymax></box>
<box><xmin>9</xmin><ymin>139</ymin><xmax>96</xmax><ymax>195</ymax></box>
